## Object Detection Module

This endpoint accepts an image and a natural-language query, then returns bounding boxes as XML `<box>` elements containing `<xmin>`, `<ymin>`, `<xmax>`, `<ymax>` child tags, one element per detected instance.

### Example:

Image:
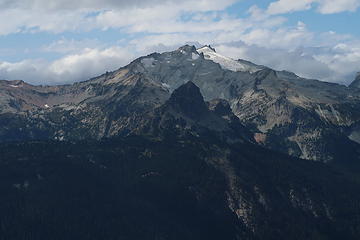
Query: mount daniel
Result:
<box><xmin>1</xmin><ymin>45</ymin><xmax>360</xmax><ymax>239</ymax></box>
<box><xmin>1</xmin><ymin>45</ymin><xmax>360</xmax><ymax>163</ymax></box>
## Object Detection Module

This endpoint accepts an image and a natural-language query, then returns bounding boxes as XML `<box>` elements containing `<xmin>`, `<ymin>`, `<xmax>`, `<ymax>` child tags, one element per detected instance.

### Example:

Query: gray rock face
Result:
<box><xmin>166</xmin><ymin>81</ymin><xmax>209</xmax><ymax>120</ymax></box>
<box><xmin>350</xmin><ymin>72</ymin><xmax>360</xmax><ymax>88</ymax></box>
<box><xmin>1</xmin><ymin>45</ymin><xmax>360</xmax><ymax>163</ymax></box>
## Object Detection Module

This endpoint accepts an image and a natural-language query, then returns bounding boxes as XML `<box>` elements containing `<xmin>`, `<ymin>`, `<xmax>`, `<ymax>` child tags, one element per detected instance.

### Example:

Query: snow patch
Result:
<box><xmin>161</xmin><ymin>83</ymin><xmax>171</xmax><ymax>89</ymax></box>
<box><xmin>9</xmin><ymin>85</ymin><xmax>20</xmax><ymax>88</ymax></box>
<box><xmin>197</xmin><ymin>46</ymin><xmax>261</xmax><ymax>73</ymax></box>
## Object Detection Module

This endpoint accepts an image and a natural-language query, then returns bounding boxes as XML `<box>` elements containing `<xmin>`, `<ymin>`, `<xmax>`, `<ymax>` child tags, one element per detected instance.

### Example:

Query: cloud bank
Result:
<box><xmin>0</xmin><ymin>47</ymin><xmax>135</xmax><ymax>84</ymax></box>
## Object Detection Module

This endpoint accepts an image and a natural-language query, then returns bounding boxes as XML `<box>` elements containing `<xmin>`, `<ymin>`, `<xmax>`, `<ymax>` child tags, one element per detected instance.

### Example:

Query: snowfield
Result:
<box><xmin>197</xmin><ymin>46</ymin><xmax>261</xmax><ymax>73</ymax></box>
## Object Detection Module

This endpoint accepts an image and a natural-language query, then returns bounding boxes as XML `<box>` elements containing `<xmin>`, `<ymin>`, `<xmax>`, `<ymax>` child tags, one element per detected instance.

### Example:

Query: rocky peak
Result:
<box><xmin>349</xmin><ymin>72</ymin><xmax>360</xmax><ymax>88</ymax></box>
<box><xmin>177</xmin><ymin>45</ymin><xmax>197</xmax><ymax>54</ymax></box>
<box><xmin>166</xmin><ymin>81</ymin><xmax>208</xmax><ymax>119</ymax></box>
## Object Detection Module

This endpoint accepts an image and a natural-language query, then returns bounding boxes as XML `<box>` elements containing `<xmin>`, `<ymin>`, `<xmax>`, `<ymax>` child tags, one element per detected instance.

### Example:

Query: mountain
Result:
<box><xmin>1</xmin><ymin>83</ymin><xmax>360</xmax><ymax>239</ymax></box>
<box><xmin>1</xmin><ymin>45</ymin><xmax>360</xmax><ymax>165</ymax></box>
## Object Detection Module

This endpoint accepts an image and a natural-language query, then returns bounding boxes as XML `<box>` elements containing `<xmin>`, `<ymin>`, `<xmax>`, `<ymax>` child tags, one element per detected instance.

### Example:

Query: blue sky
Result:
<box><xmin>0</xmin><ymin>0</ymin><xmax>359</xmax><ymax>85</ymax></box>
<box><xmin>229</xmin><ymin>0</ymin><xmax>360</xmax><ymax>36</ymax></box>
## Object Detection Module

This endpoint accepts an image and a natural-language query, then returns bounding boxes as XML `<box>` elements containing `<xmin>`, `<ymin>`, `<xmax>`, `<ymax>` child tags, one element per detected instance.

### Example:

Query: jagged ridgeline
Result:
<box><xmin>1</xmin><ymin>45</ymin><xmax>360</xmax><ymax>239</ymax></box>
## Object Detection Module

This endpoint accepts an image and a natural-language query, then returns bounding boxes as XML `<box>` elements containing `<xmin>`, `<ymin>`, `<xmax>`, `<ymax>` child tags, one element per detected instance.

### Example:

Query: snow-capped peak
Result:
<box><xmin>197</xmin><ymin>45</ymin><xmax>261</xmax><ymax>74</ymax></box>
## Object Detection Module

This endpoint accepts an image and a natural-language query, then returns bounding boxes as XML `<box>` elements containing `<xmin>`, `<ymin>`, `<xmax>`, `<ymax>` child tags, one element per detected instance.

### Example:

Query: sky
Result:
<box><xmin>0</xmin><ymin>0</ymin><xmax>359</xmax><ymax>85</ymax></box>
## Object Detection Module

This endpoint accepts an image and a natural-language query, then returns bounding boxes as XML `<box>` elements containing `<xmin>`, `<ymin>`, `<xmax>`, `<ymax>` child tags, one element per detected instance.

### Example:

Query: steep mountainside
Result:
<box><xmin>1</xmin><ymin>83</ymin><xmax>360</xmax><ymax>240</ymax></box>
<box><xmin>350</xmin><ymin>72</ymin><xmax>360</xmax><ymax>89</ymax></box>
<box><xmin>1</xmin><ymin>45</ymin><xmax>360</xmax><ymax>164</ymax></box>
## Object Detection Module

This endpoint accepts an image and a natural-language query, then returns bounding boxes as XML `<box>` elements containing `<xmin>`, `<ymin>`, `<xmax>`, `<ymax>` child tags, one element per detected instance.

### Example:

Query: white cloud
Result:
<box><xmin>0</xmin><ymin>0</ymin><xmax>184</xmax><ymax>11</ymax></box>
<box><xmin>317</xmin><ymin>0</ymin><xmax>360</xmax><ymax>14</ymax></box>
<box><xmin>0</xmin><ymin>8</ymin><xmax>94</xmax><ymax>35</ymax></box>
<box><xmin>0</xmin><ymin>47</ymin><xmax>135</xmax><ymax>84</ymax></box>
<box><xmin>43</xmin><ymin>38</ymin><xmax>104</xmax><ymax>54</ymax></box>
<box><xmin>313</xmin><ymin>42</ymin><xmax>360</xmax><ymax>79</ymax></box>
<box><xmin>266</xmin><ymin>0</ymin><xmax>360</xmax><ymax>15</ymax></box>
<box><xmin>0</xmin><ymin>0</ymin><xmax>238</xmax><ymax>35</ymax></box>
<box><xmin>213</xmin><ymin>38</ymin><xmax>360</xmax><ymax>84</ymax></box>
<box><xmin>267</xmin><ymin>0</ymin><xmax>314</xmax><ymax>15</ymax></box>
<box><xmin>238</xmin><ymin>25</ymin><xmax>313</xmax><ymax>50</ymax></box>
